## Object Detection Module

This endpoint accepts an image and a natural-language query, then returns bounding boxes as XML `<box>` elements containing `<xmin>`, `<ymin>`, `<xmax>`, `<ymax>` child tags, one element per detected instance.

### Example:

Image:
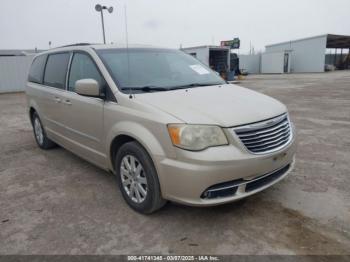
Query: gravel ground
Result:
<box><xmin>0</xmin><ymin>71</ymin><xmax>349</xmax><ymax>255</ymax></box>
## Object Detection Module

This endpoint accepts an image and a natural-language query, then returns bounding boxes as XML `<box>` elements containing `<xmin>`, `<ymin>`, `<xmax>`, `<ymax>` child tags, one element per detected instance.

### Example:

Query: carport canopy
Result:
<box><xmin>326</xmin><ymin>34</ymin><xmax>350</xmax><ymax>49</ymax></box>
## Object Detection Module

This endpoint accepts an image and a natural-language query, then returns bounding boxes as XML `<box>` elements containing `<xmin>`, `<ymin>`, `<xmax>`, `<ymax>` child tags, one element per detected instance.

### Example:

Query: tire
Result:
<box><xmin>32</xmin><ymin>112</ymin><xmax>56</xmax><ymax>150</ymax></box>
<box><xmin>115</xmin><ymin>141</ymin><xmax>166</xmax><ymax>214</ymax></box>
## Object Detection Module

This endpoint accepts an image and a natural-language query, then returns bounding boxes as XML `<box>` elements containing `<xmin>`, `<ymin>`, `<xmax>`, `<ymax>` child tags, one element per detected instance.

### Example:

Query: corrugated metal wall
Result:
<box><xmin>261</xmin><ymin>52</ymin><xmax>285</xmax><ymax>74</ymax></box>
<box><xmin>0</xmin><ymin>55</ymin><xmax>34</xmax><ymax>93</ymax></box>
<box><xmin>239</xmin><ymin>54</ymin><xmax>261</xmax><ymax>74</ymax></box>
<box><xmin>265</xmin><ymin>35</ymin><xmax>327</xmax><ymax>73</ymax></box>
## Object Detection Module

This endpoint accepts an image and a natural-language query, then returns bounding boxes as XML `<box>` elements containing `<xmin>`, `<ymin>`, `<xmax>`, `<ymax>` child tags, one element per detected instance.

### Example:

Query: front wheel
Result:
<box><xmin>115</xmin><ymin>141</ymin><xmax>166</xmax><ymax>214</ymax></box>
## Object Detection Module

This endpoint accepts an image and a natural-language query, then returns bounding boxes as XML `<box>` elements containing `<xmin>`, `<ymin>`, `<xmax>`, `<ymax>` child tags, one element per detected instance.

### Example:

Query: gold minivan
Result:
<box><xmin>26</xmin><ymin>44</ymin><xmax>296</xmax><ymax>213</ymax></box>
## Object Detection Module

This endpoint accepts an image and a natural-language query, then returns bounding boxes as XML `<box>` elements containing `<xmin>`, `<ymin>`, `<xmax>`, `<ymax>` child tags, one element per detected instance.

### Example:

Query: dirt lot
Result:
<box><xmin>1</xmin><ymin>71</ymin><xmax>349</xmax><ymax>255</ymax></box>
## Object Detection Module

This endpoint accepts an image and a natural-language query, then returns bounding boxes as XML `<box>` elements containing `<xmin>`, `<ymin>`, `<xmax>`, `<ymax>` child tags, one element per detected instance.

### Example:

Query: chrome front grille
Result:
<box><xmin>234</xmin><ymin>113</ymin><xmax>292</xmax><ymax>154</ymax></box>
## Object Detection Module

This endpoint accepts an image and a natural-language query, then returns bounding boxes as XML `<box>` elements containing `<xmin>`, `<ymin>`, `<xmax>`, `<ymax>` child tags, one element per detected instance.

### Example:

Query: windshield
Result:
<box><xmin>96</xmin><ymin>48</ymin><xmax>225</xmax><ymax>92</ymax></box>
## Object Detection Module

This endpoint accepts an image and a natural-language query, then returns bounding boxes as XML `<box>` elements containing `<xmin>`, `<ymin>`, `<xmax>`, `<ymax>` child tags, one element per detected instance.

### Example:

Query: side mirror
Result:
<box><xmin>75</xmin><ymin>79</ymin><xmax>100</xmax><ymax>97</ymax></box>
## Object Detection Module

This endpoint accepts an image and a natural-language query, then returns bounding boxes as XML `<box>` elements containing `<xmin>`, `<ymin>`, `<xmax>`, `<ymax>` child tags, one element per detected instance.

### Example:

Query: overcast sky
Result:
<box><xmin>1</xmin><ymin>0</ymin><xmax>349</xmax><ymax>53</ymax></box>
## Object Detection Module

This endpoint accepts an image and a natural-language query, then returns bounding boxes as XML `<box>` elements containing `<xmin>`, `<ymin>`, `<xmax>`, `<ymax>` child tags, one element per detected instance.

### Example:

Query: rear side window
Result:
<box><xmin>68</xmin><ymin>53</ymin><xmax>105</xmax><ymax>92</ymax></box>
<box><xmin>28</xmin><ymin>55</ymin><xmax>47</xmax><ymax>84</ymax></box>
<box><xmin>43</xmin><ymin>53</ymin><xmax>70</xmax><ymax>89</ymax></box>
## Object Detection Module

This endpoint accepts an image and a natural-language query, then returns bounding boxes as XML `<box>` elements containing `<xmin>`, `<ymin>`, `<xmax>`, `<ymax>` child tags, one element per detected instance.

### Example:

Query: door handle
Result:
<box><xmin>54</xmin><ymin>97</ymin><xmax>61</xmax><ymax>103</ymax></box>
<box><xmin>63</xmin><ymin>99</ymin><xmax>72</xmax><ymax>105</ymax></box>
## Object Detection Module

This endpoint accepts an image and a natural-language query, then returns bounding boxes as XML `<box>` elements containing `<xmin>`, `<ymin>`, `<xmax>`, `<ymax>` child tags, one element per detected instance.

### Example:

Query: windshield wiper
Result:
<box><xmin>167</xmin><ymin>83</ymin><xmax>223</xmax><ymax>90</ymax></box>
<box><xmin>121</xmin><ymin>86</ymin><xmax>168</xmax><ymax>92</ymax></box>
<box><xmin>121</xmin><ymin>83</ymin><xmax>224</xmax><ymax>92</ymax></box>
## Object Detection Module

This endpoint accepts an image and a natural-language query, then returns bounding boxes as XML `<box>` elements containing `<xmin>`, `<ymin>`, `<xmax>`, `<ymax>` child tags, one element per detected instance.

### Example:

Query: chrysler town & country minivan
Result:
<box><xmin>26</xmin><ymin>44</ymin><xmax>296</xmax><ymax>213</ymax></box>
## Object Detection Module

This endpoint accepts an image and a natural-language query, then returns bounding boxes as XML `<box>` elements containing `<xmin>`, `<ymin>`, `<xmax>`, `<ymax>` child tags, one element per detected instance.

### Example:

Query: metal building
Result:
<box><xmin>0</xmin><ymin>50</ymin><xmax>42</xmax><ymax>93</ymax></box>
<box><xmin>238</xmin><ymin>34</ymin><xmax>350</xmax><ymax>74</ymax></box>
<box><xmin>264</xmin><ymin>34</ymin><xmax>350</xmax><ymax>73</ymax></box>
<box><xmin>239</xmin><ymin>54</ymin><xmax>261</xmax><ymax>74</ymax></box>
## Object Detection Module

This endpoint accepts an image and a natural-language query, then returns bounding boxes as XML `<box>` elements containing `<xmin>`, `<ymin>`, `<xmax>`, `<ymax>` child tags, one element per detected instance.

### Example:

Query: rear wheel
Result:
<box><xmin>32</xmin><ymin>112</ymin><xmax>56</xmax><ymax>149</ymax></box>
<box><xmin>115</xmin><ymin>141</ymin><xmax>166</xmax><ymax>214</ymax></box>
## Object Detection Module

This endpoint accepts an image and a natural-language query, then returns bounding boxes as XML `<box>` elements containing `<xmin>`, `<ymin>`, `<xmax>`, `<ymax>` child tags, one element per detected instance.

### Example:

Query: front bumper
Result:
<box><xmin>155</xmin><ymin>136</ymin><xmax>296</xmax><ymax>206</ymax></box>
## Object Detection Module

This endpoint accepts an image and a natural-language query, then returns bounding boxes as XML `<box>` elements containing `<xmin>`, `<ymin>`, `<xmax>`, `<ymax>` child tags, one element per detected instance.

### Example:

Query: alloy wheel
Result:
<box><xmin>34</xmin><ymin>117</ymin><xmax>44</xmax><ymax>145</ymax></box>
<box><xmin>120</xmin><ymin>155</ymin><xmax>148</xmax><ymax>203</ymax></box>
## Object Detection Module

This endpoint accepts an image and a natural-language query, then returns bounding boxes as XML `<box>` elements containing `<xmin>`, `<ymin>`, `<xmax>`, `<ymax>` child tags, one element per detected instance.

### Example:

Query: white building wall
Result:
<box><xmin>265</xmin><ymin>35</ymin><xmax>327</xmax><ymax>73</ymax></box>
<box><xmin>181</xmin><ymin>47</ymin><xmax>209</xmax><ymax>66</ymax></box>
<box><xmin>239</xmin><ymin>54</ymin><xmax>261</xmax><ymax>74</ymax></box>
<box><xmin>0</xmin><ymin>55</ymin><xmax>34</xmax><ymax>93</ymax></box>
<box><xmin>261</xmin><ymin>52</ymin><xmax>285</xmax><ymax>74</ymax></box>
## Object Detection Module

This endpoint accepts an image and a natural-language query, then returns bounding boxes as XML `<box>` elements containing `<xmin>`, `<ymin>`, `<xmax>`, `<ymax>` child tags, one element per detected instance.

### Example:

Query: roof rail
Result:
<box><xmin>56</xmin><ymin>43</ymin><xmax>97</xmax><ymax>48</ymax></box>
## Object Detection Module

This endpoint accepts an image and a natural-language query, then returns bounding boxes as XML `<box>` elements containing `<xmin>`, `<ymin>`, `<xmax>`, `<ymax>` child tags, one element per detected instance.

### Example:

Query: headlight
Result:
<box><xmin>167</xmin><ymin>124</ymin><xmax>228</xmax><ymax>151</ymax></box>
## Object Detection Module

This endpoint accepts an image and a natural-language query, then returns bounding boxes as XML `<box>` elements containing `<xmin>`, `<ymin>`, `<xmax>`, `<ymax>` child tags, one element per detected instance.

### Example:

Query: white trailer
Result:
<box><xmin>181</xmin><ymin>45</ymin><xmax>231</xmax><ymax>75</ymax></box>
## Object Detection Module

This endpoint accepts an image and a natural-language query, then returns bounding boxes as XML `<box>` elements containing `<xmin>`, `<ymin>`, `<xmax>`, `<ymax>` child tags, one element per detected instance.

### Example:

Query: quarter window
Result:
<box><xmin>68</xmin><ymin>53</ymin><xmax>104</xmax><ymax>92</ymax></box>
<box><xmin>43</xmin><ymin>53</ymin><xmax>70</xmax><ymax>89</ymax></box>
<box><xmin>28</xmin><ymin>55</ymin><xmax>47</xmax><ymax>84</ymax></box>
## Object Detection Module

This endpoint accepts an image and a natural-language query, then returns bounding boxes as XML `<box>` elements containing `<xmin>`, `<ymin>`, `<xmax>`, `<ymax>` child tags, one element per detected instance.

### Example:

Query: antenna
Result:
<box><xmin>124</xmin><ymin>4</ymin><xmax>132</xmax><ymax>99</ymax></box>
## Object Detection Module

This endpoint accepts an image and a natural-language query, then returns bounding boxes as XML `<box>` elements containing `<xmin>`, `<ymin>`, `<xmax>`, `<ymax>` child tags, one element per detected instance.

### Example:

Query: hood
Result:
<box><xmin>136</xmin><ymin>84</ymin><xmax>287</xmax><ymax>127</ymax></box>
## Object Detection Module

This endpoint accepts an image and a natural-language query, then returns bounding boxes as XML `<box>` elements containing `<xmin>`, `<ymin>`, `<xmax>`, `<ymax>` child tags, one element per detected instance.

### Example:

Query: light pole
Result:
<box><xmin>95</xmin><ymin>4</ymin><xmax>113</xmax><ymax>44</ymax></box>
